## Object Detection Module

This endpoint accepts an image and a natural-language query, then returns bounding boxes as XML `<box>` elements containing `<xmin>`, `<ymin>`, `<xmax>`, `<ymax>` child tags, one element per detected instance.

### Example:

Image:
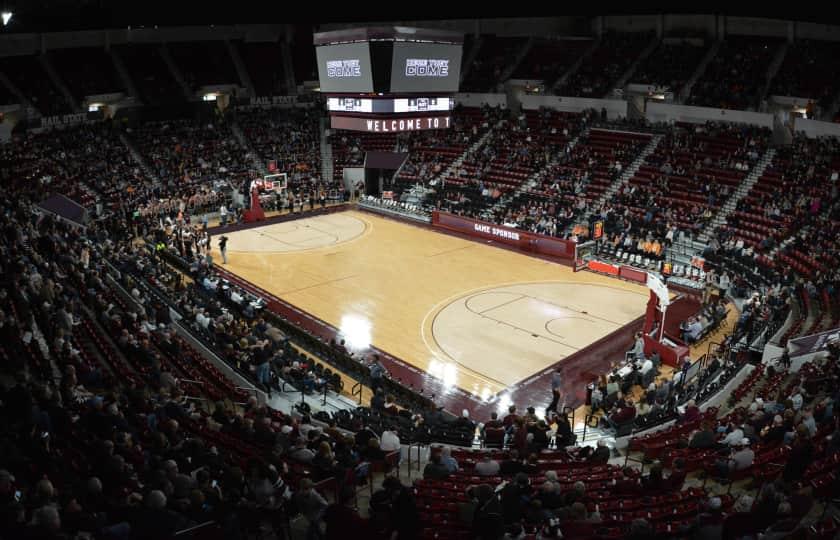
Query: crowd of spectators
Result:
<box><xmin>1</xmin><ymin>65</ymin><xmax>840</xmax><ymax>538</ymax></box>
<box><xmin>167</xmin><ymin>42</ymin><xmax>240</xmax><ymax>90</ymax></box>
<box><xmin>49</xmin><ymin>47</ymin><xmax>125</xmax><ymax>103</ymax></box>
<box><xmin>129</xmin><ymin>115</ymin><xmax>251</xmax><ymax>191</ymax></box>
<box><xmin>113</xmin><ymin>44</ymin><xmax>185</xmax><ymax>106</ymax></box>
<box><xmin>607</xmin><ymin>121</ymin><xmax>769</xmax><ymax>244</ymax></box>
<box><xmin>557</xmin><ymin>31</ymin><xmax>655</xmax><ymax>98</ymax></box>
<box><xmin>631</xmin><ymin>39</ymin><xmax>709</xmax><ymax>94</ymax></box>
<box><xmin>510</xmin><ymin>38</ymin><xmax>594</xmax><ymax>87</ymax></box>
<box><xmin>234</xmin><ymin>106</ymin><xmax>323</xmax><ymax>191</ymax></box>
<box><xmin>770</xmin><ymin>39</ymin><xmax>840</xmax><ymax>115</ymax></box>
<box><xmin>460</xmin><ymin>36</ymin><xmax>528</xmax><ymax>93</ymax></box>
<box><xmin>0</xmin><ymin>54</ymin><xmax>74</xmax><ymax>116</ymax></box>
<box><xmin>688</xmin><ymin>37</ymin><xmax>783</xmax><ymax>111</ymax></box>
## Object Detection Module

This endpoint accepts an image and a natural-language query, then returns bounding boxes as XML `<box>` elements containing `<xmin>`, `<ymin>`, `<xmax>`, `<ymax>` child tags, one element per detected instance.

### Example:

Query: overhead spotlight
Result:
<box><xmin>1</xmin><ymin>12</ymin><xmax>12</xmax><ymax>26</ymax></box>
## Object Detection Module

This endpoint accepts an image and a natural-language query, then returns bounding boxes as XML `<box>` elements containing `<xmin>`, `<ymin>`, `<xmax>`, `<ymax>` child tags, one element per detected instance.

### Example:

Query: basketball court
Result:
<box><xmin>211</xmin><ymin>210</ymin><xmax>650</xmax><ymax>402</ymax></box>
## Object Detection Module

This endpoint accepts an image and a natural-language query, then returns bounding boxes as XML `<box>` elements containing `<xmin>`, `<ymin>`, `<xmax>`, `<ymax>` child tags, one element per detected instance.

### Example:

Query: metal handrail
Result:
<box><xmin>351</xmin><ymin>381</ymin><xmax>363</xmax><ymax>405</ymax></box>
<box><xmin>279</xmin><ymin>380</ymin><xmax>306</xmax><ymax>405</ymax></box>
<box><xmin>581</xmin><ymin>412</ymin><xmax>598</xmax><ymax>443</ymax></box>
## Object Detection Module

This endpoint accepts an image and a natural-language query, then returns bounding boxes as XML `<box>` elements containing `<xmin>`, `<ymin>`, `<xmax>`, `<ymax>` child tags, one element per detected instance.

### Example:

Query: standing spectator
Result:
<box><xmin>469</xmin><ymin>484</ymin><xmax>503</xmax><ymax>540</ymax></box>
<box><xmin>325</xmin><ymin>486</ymin><xmax>368</xmax><ymax>540</ymax></box>
<box><xmin>369</xmin><ymin>356</ymin><xmax>387</xmax><ymax>392</ymax></box>
<box><xmin>500</xmin><ymin>473</ymin><xmax>531</xmax><ymax>525</ymax></box>
<box><xmin>380</xmin><ymin>428</ymin><xmax>400</xmax><ymax>453</ymax></box>
<box><xmin>293</xmin><ymin>478</ymin><xmax>328</xmax><ymax>540</ymax></box>
<box><xmin>380</xmin><ymin>477</ymin><xmax>420</xmax><ymax>540</ymax></box>
<box><xmin>548</xmin><ymin>369</ymin><xmax>563</xmax><ymax>413</ymax></box>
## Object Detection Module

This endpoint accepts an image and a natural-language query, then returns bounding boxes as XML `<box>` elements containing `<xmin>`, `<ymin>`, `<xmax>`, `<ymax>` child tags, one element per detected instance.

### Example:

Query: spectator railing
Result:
<box><xmin>351</xmin><ymin>381</ymin><xmax>364</xmax><ymax>405</ymax></box>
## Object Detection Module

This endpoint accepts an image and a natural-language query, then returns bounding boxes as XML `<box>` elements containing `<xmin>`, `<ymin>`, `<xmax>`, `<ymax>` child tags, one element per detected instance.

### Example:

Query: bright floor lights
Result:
<box><xmin>339</xmin><ymin>314</ymin><xmax>371</xmax><ymax>351</ymax></box>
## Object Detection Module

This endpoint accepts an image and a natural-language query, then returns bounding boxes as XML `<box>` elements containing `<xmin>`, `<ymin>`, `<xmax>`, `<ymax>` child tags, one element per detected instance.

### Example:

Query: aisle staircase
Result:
<box><xmin>698</xmin><ymin>147</ymin><xmax>776</xmax><ymax>242</ymax></box>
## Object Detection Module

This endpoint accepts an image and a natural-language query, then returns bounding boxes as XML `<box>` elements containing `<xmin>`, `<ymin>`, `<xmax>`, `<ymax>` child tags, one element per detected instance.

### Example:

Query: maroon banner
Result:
<box><xmin>331</xmin><ymin>114</ymin><xmax>452</xmax><ymax>132</ymax></box>
<box><xmin>431</xmin><ymin>211</ymin><xmax>575</xmax><ymax>259</ymax></box>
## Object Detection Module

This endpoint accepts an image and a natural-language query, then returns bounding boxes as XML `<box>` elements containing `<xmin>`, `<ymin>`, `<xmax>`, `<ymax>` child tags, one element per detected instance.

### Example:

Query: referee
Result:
<box><xmin>219</xmin><ymin>235</ymin><xmax>229</xmax><ymax>264</ymax></box>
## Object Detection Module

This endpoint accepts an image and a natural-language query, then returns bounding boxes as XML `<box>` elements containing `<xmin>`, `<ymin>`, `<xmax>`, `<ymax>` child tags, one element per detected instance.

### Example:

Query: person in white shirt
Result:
<box><xmin>721</xmin><ymin>425</ymin><xmax>745</xmax><ymax>447</ymax></box>
<box><xmin>219</xmin><ymin>204</ymin><xmax>228</xmax><ymax>225</ymax></box>
<box><xmin>790</xmin><ymin>390</ymin><xmax>803</xmax><ymax>411</ymax></box>
<box><xmin>718</xmin><ymin>272</ymin><xmax>731</xmax><ymax>295</ymax></box>
<box><xmin>380</xmin><ymin>429</ymin><xmax>401</xmax><ymax>453</ymax></box>
<box><xmin>195</xmin><ymin>310</ymin><xmax>210</xmax><ymax>329</ymax></box>
<box><xmin>685</xmin><ymin>318</ymin><xmax>704</xmax><ymax>343</ymax></box>
<box><xmin>628</xmin><ymin>333</ymin><xmax>644</xmax><ymax>360</ymax></box>
<box><xmin>638</xmin><ymin>357</ymin><xmax>654</xmax><ymax>386</ymax></box>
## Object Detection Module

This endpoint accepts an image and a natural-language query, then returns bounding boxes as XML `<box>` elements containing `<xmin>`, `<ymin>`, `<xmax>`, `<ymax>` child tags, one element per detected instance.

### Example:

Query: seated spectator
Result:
<box><xmin>691</xmin><ymin>497</ymin><xmax>724</xmax><ymax>539</ymax></box>
<box><xmin>680</xmin><ymin>399</ymin><xmax>701</xmax><ymax>424</ymax></box>
<box><xmin>422</xmin><ymin>454</ymin><xmax>450</xmax><ymax>480</ymax></box>
<box><xmin>602</xmin><ymin>397</ymin><xmax>636</xmax><ymax>430</ymax></box>
<box><xmin>688</xmin><ymin>423</ymin><xmax>716</xmax><ymax>449</ymax></box>
<box><xmin>667</xmin><ymin>458</ymin><xmax>687</xmax><ymax>490</ymax></box>
<box><xmin>714</xmin><ymin>438</ymin><xmax>754</xmax><ymax>479</ymax></box>
<box><xmin>289</xmin><ymin>438</ymin><xmax>316</xmax><ymax>463</ymax></box>
<box><xmin>474</xmin><ymin>454</ymin><xmax>501</xmax><ymax>477</ymax></box>
<box><xmin>439</xmin><ymin>446</ymin><xmax>459</xmax><ymax>473</ymax></box>
<box><xmin>499</xmin><ymin>450</ymin><xmax>524</xmax><ymax>476</ymax></box>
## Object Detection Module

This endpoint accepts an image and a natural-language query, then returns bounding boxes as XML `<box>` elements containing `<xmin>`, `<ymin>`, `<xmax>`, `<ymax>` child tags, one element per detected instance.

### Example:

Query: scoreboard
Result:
<box><xmin>326</xmin><ymin>97</ymin><xmax>455</xmax><ymax>114</ymax></box>
<box><xmin>314</xmin><ymin>27</ymin><xmax>463</xmax><ymax>133</ymax></box>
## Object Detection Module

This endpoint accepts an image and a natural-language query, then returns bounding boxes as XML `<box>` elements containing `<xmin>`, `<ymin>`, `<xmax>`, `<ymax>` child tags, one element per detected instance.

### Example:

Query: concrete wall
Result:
<box><xmin>603</xmin><ymin>14</ymin><xmax>660</xmax><ymax>33</ymax></box>
<box><xmin>318</xmin><ymin>17</ymin><xmax>587</xmax><ymax>38</ymax></box>
<box><xmin>520</xmin><ymin>94</ymin><xmax>628</xmax><ymax>119</ymax></box>
<box><xmin>663</xmin><ymin>14</ymin><xmax>717</xmax><ymax>37</ymax></box>
<box><xmin>726</xmin><ymin>17</ymin><xmax>791</xmax><ymax>38</ymax></box>
<box><xmin>794</xmin><ymin>118</ymin><xmax>840</xmax><ymax>138</ymax></box>
<box><xmin>645</xmin><ymin>101</ymin><xmax>774</xmax><ymax>127</ymax></box>
<box><xmin>795</xmin><ymin>22</ymin><xmax>840</xmax><ymax>41</ymax></box>
<box><xmin>0</xmin><ymin>25</ymin><xmax>287</xmax><ymax>57</ymax></box>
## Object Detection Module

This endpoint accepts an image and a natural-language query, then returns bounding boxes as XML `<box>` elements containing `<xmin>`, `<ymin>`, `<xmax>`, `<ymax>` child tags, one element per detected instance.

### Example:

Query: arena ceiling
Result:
<box><xmin>1</xmin><ymin>1</ymin><xmax>838</xmax><ymax>33</ymax></box>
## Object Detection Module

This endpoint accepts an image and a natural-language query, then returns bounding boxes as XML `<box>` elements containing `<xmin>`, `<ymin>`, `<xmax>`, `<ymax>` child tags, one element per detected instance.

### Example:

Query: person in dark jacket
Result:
<box><xmin>422</xmin><ymin>454</ymin><xmax>450</xmax><ymax>480</ymax></box>
<box><xmin>324</xmin><ymin>486</ymin><xmax>368</xmax><ymax>540</ymax></box>
<box><xmin>381</xmin><ymin>477</ymin><xmax>420</xmax><ymax>540</ymax></box>
<box><xmin>500</xmin><ymin>473</ymin><xmax>531</xmax><ymax>525</ymax></box>
<box><xmin>782</xmin><ymin>425</ymin><xmax>814</xmax><ymax>483</ymax></box>
<box><xmin>470</xmin><ymin>484</ymin><xmax>503</xmax><ymax>540</ymax></box>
